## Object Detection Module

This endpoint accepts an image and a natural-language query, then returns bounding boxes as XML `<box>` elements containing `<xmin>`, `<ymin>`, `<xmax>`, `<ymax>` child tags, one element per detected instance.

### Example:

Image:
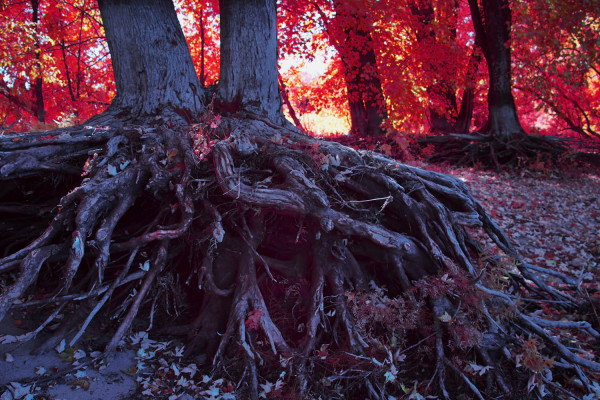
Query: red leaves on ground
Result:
<box><xmin>245</xmin><ymin>309</ymin><xmax>264</xmax><ymax>331</ymax></box>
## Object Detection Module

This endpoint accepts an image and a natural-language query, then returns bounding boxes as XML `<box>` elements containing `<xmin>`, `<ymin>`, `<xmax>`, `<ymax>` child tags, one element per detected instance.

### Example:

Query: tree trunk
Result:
<box><xmin>411</xmin><ymin>1</ymin><xmax>455</xmax><ymax>134</ymax></box>
<box><xmin>98</xmin><ymin>0</ymin><xmax>204</xmax><ymax>117</ymax></box>
<box><xmin>217</xmin><ymin>0</ymin><xmax>283</xmax><ymax>124</ymax></box>
<box><xmin>428</xmin><ymin>84</ymin><xmax>458</xmax><ymax>134</ymax></box>
<box><xmin>422</xmin><ymin>2</ymin><xmax>564</xmax><ymax>166</ymax></box>
<box><xmin>454</xmin><ymin>47</ymin><xmax>483</xmax><ymax>133</ymax></box>
<box><xmin>31</xmin><ymin>0</ymin><xmax>46</xmax><ymax>124</ymax></box>
<box><xmin>279</xmin><ymin>73</ymin><xmax>304</xmax><ymax>130</ymax></box>
<box><xmin>468</xmin><ymin>0</ymin><xmax>524</xmax><ymax>141</ymax></box>
<box><xmin>332</xmin><ymin>1</ymin><xmax>387</xmax><ymax>137</ymax></box>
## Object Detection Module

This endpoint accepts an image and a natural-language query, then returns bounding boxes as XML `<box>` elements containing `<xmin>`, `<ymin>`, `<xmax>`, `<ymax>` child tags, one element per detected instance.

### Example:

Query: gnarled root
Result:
<box><xmin>419</xmin><ymin>131</ymin><xmax>575</xmax><ymax>169</ymax></box>
<box><xmin>1</xmin><ymin>114</ymin><xmax>598</xmax><ymax>399</ymax></box>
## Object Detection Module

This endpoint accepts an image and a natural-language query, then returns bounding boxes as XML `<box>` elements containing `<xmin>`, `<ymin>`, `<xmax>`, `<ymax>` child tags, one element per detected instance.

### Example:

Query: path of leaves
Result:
<box><xmin>451</xmin><ymin>167</ymin><xmax>599</xmax><ymax>284</ymax></box>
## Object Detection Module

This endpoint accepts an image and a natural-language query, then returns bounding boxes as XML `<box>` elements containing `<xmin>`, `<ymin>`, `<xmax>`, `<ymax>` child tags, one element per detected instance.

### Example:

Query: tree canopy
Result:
<box><xmin>2</xmin><ymin>0</ymin><xmax>599</xmax><ymax>145</ymax></box>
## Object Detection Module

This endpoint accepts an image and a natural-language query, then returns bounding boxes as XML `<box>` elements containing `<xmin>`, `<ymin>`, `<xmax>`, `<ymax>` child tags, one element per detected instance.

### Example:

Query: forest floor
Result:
<box><xmin>0</xmin><ymin>162</ymin><xmax>599</xmax><ymax>400</ymax></box>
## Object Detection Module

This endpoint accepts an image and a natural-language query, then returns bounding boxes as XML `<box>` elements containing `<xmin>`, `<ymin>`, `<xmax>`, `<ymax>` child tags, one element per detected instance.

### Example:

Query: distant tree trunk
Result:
<box><xmin>218</xmin><ymin>0</ymin><xmax>283</xmax><ymax>124</ymax></box>
<box><xmin>411</xmin><ymin>0</ymin><xmax>482</xmax><ymax>135</ymax></box>
<box><xmin>31</xmin><ymin>0</ymin><xmax>46</xmax><ymax>123</ymax></box>
<box><xmin>428</xmin><ymin>85</ymin><xmax>458</xmax><ymax>133</ymax></box>
<box><xmin>468</xmin><ymin>0</ymin><xmax>524</xmax><ymax>141</ymax></box>
<box><xmin>332</xmin><ymin>1</ymin><xmax>387</xmax><ymax>137</ymax></box>
<box><xmin>411</xmin><ymin>1</ymin><xmax>453</xmax><ymax>134</ymax></box>
<box><xmin>199</xmin><ymin>6</ymin><xmax>205</xmax><ymax>86</ymax></box>
<box><xmin>279</xmin><ymin>73</ymin><xmax>304</xmax><ymax>130</ymax></box>
<box><xmin>98</xmin><ymin>0</ymin><xmax>205</xmax><ymax>117</ymax></box>
<box><xmin>454</xmin><ymin>47</ymin><xmax>483</xmax><ymax>133</ymax></box>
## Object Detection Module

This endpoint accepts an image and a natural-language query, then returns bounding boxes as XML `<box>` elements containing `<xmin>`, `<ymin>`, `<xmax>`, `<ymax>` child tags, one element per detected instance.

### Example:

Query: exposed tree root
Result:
<box><xmin>419</xmin><ymin>131</ymin><xmax>580</xmax><ymax>169</ymax></box>
<box><xmin>1</xmin><ymin>113</ymin><xmax>599</xmax><ymax>399</ymax></box>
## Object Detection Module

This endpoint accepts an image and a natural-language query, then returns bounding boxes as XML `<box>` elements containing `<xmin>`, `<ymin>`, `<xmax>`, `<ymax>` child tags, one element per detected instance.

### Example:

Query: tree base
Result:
<box><xmin>418</xmin><ymin>131</ymin><xmax>580</xmax><ymax>170</ymax></box>
<box><xmin>1</xmin><ymin>112</ymin><xmax>599</xmax><ymax>399</ymax></box>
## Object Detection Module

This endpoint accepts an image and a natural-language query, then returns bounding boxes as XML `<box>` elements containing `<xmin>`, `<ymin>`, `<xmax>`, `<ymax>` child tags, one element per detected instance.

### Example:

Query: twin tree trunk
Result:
<box><xmin>218</xmin><ymin>0</ymin><xmax>284</xmax><ymax>124</ymax></box>
<box><xmin>98</xmin><ymin>0</ymin><xmax>205</xmax><ymax>116</ymax></box>
<box><xmin>100</xmin><ymin>0</ymin><xmax>282</xmax><ymax>123</ymax></box>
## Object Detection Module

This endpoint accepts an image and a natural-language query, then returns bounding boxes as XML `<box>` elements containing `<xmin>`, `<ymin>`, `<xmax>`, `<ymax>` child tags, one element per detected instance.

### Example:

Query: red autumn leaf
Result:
<box><xmin>244</xmin><ymin>308</ymin><xmax>264</xmax><ymax>331</ymax></box>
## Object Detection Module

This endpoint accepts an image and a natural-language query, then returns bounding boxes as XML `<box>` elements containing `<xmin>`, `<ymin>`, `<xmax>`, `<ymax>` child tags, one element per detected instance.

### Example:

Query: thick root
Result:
<box><xmin>419</xmin><ymin>131</ymin><xmax>576</xmax><ymax>169</ymax></box>
<box><xmin>1</xmin><ymin>114</ymin><xmax>598</xmax><ymax>399</ymax></box>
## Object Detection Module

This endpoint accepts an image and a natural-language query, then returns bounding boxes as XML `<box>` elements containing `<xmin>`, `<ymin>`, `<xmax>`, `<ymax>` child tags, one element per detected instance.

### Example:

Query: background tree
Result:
<box><xmin>421</xmin><ymin>0</ymin><xmax>575</xmax><ymax>167</ymax></box>
<box><xmin>468</xmin><ymin>0</ymin><xmax>523</xmax><ymax>140</ymax></box>
<box><xmin>0</xmin><ymin>0</ymin><xmax>113</xmax><ymax>130</ymax></box>
<box><xmin>279</xmin><ymin>0</ymin><xmax>387</xmax><ymax>137</ymax></box>
<box><xmin>1</xmin><ymin>1</ymin><xmax>599</xmax><ymax>399</ymax></box>
<box><xmin>328</xmin><ymin>0</ymin><xmax>387</xmax><ymax>137</ymax></box>
<box><xmin>512</xmin><ymin>0</ymin><xmax>600</xmax><ymax>143</ymax></box>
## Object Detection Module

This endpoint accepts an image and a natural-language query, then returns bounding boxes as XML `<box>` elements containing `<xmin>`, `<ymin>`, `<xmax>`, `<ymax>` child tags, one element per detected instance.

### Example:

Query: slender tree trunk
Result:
<box><xmin>359</xmin><ymin>29</ymin><xmax>387</xmax><ymax>136</ymax></box>
<box><xmin>218</xmin><ymin>0</ymin><xmax>283</xmax><ymax>124</ymax></box>
<box><xmin>468</xmin><ymin>0</ymin><xmax>524</xmax><ymax>141</ymax></box>
<box><xmin>200</xmin><ymin>6</ymin><xmax>205</xmax><ymax>87</ymax></box>
<box><xmin>455</xmin><ymin>47</ymin><xmax>483</xmax><ymax>133</ymax></box>
<box><xmin>31</xmin><ymin>0</ymin><xmax>45</xmax><ymax>124</ymax></box>
<box><xmin>98</xmin><ymin>0</ymin><xmax>204</xmax><ymax>117</ymax></box>
<box><xmin>411</xmin><ymin>1</ymin><xmax>461</xmax><ymax>134</ymax></box>
<box><xmin>279</xmin><ymin>73</ymin><xmax>303</xmax><ymax>130</ymax></box>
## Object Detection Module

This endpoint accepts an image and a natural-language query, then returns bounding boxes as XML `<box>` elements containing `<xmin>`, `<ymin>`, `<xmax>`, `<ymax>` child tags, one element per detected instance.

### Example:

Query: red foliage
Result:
<box><xmin>0</xmin><ymin>0</ymin><xmax>114</xmax><ymax>131</ymax></box>
<box><xmin>245</xmin><ymin>308</ymin><xmax>264</xmax><ymax>331</ymax></box>
<box><xmin>1</xmin><ymin>0</ymin><xmax>598</xmax><ymax>147</ymax></box>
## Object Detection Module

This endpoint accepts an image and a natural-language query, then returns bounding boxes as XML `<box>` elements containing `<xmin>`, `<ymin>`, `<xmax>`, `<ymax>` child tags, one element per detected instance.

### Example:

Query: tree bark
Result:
<box><xmin>98</xmin><ymin>0</ymin><xmax>205</xmax><ymax>117</ymax></box>
<box><xmin>279</xmin><ymin>73</ymin><xmax>304</xmax><ymax>130</ymax></box>
<box><xmin>217</xmin><ymin>0</ymin><xmax>283</xmax><ymax>124</ymax></box>
<box><xmin>31</xmin><ymin>0</ymin><xmax>45</xmax><ymax>124</ymax></box>
<box><xmin>411</xmin><ymin>0</ymin><xmax>481</xmax><ymax>135</ymax></box>
<box><xmin>468</xmin><ymin>0</ymin><xmax>524</xmax><ymax>141</ymax></box>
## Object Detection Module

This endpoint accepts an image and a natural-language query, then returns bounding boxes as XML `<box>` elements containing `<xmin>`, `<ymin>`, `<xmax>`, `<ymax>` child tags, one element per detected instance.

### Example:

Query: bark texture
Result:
<box><xmin>217</xmin><ymin>0</ymin><xmax>283</xmax><ymax>124</ymax></box>
<box><xmin>98</xmin><ymin>0</ymin><xmax>205</xmax><ymax>116</ymax></box>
